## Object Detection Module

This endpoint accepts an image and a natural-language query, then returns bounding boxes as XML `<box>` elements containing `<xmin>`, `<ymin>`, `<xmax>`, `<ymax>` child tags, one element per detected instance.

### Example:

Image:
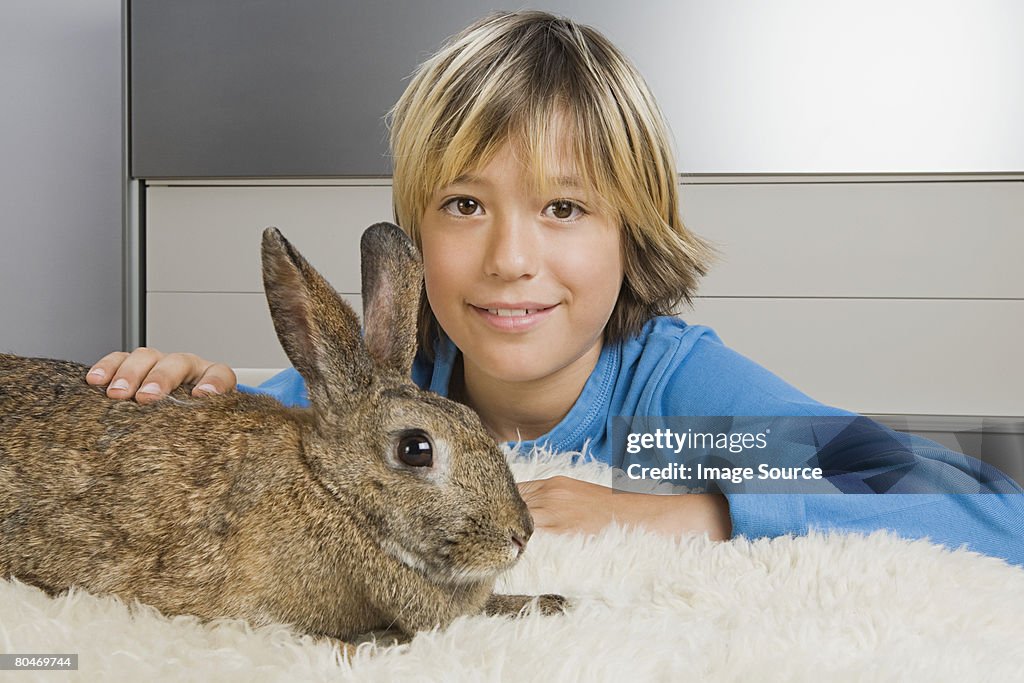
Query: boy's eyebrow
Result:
<box><xmin>446</xmin><ymin>173</ymin><xmax>488</xmax><ymax>187</ymax></box>
<box><xmin>550</xmin><ymin>175</ymin><xmax>586</xmax><ymax>188</ymax></box>
<box><xmin>443</xmin><ymin>173</ymin><xmax>586</xmax><ymax>189</ymax></box>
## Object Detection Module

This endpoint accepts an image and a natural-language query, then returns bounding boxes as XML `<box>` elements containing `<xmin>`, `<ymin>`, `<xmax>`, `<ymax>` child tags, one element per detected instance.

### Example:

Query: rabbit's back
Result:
<box><xmin>0</xmin><ymin>354</ymin><xmax>314</xmax><ymax>614</ymax></box>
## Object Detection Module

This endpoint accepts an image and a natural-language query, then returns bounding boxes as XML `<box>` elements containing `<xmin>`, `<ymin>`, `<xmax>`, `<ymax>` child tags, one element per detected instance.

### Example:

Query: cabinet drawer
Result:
<box><xmin>146</xmin><ymin>185</ymin><xmax>394</xmax><ymax>293</ymax></box>
<box><xmin>147</xmin><ymin>292</ymin><xmax>362</xmax><ymax>369</ymax></box>
<box><xmin>687</xmin><ymin>297</ymin><xmax>1024</xmax><ymax>416</ymax></box>
<box><xmin>680</xmin><ymin>181</ymin><xmax>1024</xmax><ymax>298</ymax></box>
<box><xmin>142</xmin><ymin>180</ymin><xmax>1022</xmax><ymax>417</ymax></box>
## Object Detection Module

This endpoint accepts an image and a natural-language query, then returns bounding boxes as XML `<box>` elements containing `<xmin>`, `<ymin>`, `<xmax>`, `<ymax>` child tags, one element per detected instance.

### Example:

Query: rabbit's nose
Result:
<box><xmin>510</xmin><ymin>531</ymin><xmax>528</xmax><ymax>557</ymax></box>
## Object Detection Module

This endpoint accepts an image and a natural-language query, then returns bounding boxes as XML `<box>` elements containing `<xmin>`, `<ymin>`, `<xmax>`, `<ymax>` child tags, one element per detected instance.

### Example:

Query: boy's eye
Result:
<box><xmin>443</xmin><ymin>197</ymin><xmax>482</xmax><ymax>216</ymax></box>
<box><xmin>546</xmin><ymin>200</ymin><xmax>585</xmax><ymax>220</ymax></box>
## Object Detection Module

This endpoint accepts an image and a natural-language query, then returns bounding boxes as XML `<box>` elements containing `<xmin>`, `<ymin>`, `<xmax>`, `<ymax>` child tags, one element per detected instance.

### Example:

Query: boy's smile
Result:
<box><xmin>418</xmin><ymin>139</ymin><xmax>624</xmax><ymax>425</ymax></box>
<box><xmin>470</xmin><ymin>302</ymin><xmax>558</xmax><ymax>332</ymax></box>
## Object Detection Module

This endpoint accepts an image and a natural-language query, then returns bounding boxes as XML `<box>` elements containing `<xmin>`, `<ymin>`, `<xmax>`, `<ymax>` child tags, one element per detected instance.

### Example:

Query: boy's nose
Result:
<box><xmin>484</xmin><ymin>215</ymin><xmax>540</xmax><ymax>281</ymax></box>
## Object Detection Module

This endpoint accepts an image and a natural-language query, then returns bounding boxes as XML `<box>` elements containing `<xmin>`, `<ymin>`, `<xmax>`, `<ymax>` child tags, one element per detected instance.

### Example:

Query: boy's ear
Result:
<box><xmin>360</xmin><ymin>222</ymin><xmax>423</xmax><ymax>377</ymax></box>
<box><xmin>261</xmin><ymin>227</ymin><xmax>372</xmax><ymax>413</ymax></box>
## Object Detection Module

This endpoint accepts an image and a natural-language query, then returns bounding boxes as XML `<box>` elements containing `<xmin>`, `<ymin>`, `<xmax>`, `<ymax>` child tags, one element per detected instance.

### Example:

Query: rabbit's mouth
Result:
<box><xmin>382</xmin><ymin>538</ymin><xmax>512</xmax><ymax>585</ymax></box>
<box><xmin>382</xmin><ymin>538</ymin><xmax>432</xmax><ymax>575</ymax></box>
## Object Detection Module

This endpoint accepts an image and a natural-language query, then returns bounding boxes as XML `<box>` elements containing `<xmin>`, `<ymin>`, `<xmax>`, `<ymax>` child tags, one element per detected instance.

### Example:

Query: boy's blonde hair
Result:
<box><xmin>387</xmin><ymin>10</ymin><xmax>715</xmax><ymax>355</ymax></box>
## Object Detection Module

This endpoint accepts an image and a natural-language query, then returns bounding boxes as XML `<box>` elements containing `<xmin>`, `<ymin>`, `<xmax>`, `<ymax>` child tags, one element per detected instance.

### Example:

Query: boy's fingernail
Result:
<box><xmin>139</xmin><ymin>382</ymin><xmax>161</xmax><ymax>396</ymax></box>
<box><xmin>110</xmin><ymin>378</ymin><xmax>130</xmax><ymax>392</ymax></box>
<box><xmin>195</xmin><ymin>383</ymin><xmax>219</xmax><ymax>395</ymax></box>
<box><xmin>87</xmin><ymin>368</ymin><xmax>106</xmax><ymax>380</ymax></box>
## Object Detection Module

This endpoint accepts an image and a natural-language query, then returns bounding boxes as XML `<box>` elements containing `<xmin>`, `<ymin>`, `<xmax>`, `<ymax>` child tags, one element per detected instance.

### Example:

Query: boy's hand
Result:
<box><xmin>86</xmin><ymin>348</ymin><xmax>237</xmax><ymax>404</ymax></box>
<box><xmin>517</xmin><ymin>476</ymin><xmax>731</xmax><ymax>540</ymax></box>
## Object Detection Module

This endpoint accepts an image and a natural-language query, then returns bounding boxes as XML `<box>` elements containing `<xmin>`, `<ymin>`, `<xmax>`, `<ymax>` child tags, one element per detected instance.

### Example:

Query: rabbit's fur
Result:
<box><xmin>0</xmin><ymin>222</ymin><xmax>563</xmax><ymax>644</ymax></box>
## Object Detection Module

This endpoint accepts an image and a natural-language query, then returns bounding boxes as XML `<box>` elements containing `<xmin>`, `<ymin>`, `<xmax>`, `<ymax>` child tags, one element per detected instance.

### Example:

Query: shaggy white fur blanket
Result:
<box><xmin>2</xmin><ymin>448</ymin><xmax>1023</xmax><ymax>682</ymax></box>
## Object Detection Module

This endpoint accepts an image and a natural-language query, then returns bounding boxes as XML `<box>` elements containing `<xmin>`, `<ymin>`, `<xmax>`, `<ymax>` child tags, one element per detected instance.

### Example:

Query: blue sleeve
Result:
<box><xmin>664</xmin><ymin>331</ymin><xmax>1024</xmax><ymax>565</ymax></box>
<box><xmin>728</xmin><ymin>493</ymin><xmax>1024</xmax><ymax>565</ymax></box>
<box><xmin>237</xmin><ymin>355</ymin><xmax>434</xmax><ymax>405</ymax></box>
<box><xmin>237</xmin><ymin>367</ymin><xmax>310</xmax><ymax>408</ymax></box>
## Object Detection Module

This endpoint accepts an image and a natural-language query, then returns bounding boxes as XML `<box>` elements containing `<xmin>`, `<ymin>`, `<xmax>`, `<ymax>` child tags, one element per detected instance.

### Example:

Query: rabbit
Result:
<box><xmin>0</xmin><ymin>222</ymin><xmax>565</xmax><ymax>649</ymax></box>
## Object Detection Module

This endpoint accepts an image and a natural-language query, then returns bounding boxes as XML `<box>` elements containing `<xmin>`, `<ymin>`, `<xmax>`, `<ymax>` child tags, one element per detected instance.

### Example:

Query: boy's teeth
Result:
<box><xmin>487</xmin><ymin>308</ymin><xmax>534</xmax><ymax>317</ymax></box>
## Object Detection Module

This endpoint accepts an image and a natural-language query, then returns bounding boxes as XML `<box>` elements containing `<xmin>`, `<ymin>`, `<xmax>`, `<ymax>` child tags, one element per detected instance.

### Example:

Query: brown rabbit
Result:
<box><xmin>0</xmin><ymin>222</ymin><xmax>563</xmax><ymax>647</ymax></box>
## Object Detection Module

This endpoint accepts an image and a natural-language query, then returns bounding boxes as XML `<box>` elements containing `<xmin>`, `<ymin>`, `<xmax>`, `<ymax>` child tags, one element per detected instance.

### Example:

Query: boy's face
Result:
<box><xmin>419</xmin><ymin>140</ymin><xmax>624</xmax><ymax>388</ymax></box>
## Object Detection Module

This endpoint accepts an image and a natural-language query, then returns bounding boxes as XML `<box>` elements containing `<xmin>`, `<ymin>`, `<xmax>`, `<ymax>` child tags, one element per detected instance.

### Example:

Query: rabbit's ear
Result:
<box><xmin>360</xmin><ymin>222</ymin><xmax>423</xmax><ymax>377</ymax></box>
<box><xmin>262</xmin><ymin>227</ymin><xmax>372</xmax><ymax>411</ymax></box>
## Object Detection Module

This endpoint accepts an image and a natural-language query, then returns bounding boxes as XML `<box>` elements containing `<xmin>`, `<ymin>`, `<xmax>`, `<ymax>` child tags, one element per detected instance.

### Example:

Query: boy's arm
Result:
<box><xmin>662</xmin><ymin>333</ymin><xmax>1024</xmax><ymax>565</ymax></box>
<box><xmin>236</xmin><ymin>366</ymin><xmax>310</xmax><ymax>407</ymax></box>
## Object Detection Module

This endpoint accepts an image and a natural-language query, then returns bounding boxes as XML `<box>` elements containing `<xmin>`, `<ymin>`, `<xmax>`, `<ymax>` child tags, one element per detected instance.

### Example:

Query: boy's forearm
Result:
<box><xmin>618</xmin><ymin>491</ymin><xmax>732</xmax><ymax>541</ymax></box>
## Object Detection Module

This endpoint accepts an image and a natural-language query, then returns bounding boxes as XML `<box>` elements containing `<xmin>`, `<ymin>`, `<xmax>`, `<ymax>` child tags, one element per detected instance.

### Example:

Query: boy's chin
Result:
<box><xmin>467</xmin><ymin>347</ymin><xmax>587</xmax><ymax>387</ymax></box>
<box><xmin>483</xmin><ymin>360</ymin><xmax>551</xmax><ymax>385</ymax></box>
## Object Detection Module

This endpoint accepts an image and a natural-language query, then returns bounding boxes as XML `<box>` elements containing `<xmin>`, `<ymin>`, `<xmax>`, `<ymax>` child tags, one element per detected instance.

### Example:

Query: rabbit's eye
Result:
<box><xmin>397</xmin><ymin>431</ymin><xmax>433</xmax><ymax>468</ymax></box>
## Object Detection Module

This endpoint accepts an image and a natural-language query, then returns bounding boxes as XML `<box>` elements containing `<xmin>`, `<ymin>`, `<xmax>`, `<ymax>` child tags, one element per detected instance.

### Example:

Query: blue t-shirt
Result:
<box><xmin>239</xmin><ymin>316</ymin><xmax>1024</xmax><ymax>565</ymax></box>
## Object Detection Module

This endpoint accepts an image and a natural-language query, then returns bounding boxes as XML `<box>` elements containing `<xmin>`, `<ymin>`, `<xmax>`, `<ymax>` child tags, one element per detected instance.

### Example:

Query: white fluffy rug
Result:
<box><xmin>3</xmin><ymin>448</ymin><xmax>1024</xmax><ymax>682</ymax></box>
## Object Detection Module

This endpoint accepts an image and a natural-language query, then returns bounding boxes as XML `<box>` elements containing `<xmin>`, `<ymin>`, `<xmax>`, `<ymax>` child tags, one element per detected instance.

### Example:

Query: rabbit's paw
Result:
<box><xmin>484</xmin><ymin>592</ymin><xmax>569</xmax><ymax>617</ymax></box>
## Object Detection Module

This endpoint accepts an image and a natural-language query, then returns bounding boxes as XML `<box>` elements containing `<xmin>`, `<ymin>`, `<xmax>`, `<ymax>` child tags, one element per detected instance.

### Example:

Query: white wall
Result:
<box><xmin>575</xmin><ymin>0</ymin><xmax>1024</xmax><ymax>173</ymax></box>
<box><xmin>0</xmin><ymin>0</ymin><xmax>122</xmax><ymax>363</ymax></box>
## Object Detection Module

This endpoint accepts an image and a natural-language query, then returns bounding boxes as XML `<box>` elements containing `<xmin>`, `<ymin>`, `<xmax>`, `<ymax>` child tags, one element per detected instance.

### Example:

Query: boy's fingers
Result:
<box><xmin>132</xmin><ymin>352</ymin><xmax>208</xmax><ymax>403</ymax></box>
<box><xmin>134</xmin><ymin>355</ymin><xmax>237</xmax><ymax>403</ymax></box>
<box><xmin>104</xmin><ymin>347</ymin><xmax>166</xmax><ymax>400</ymax></box>
<box><xmin>190</xmin><ymin>363</ymin><xmax>238</xmax><ymax>397</ymax></box>
<box><xmin>86</xmin><ymin>351</ymin><xmax>130</xmax><ymax>385</ymax></box>
<box><xmin>87</xmin><ymin>349</ymin><xmax>234</xmax><ymax>403</ymax></box>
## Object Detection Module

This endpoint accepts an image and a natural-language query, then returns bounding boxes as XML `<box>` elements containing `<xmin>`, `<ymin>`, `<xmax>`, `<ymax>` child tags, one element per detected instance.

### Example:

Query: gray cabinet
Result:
<box><xmin>129</xmin><ymin>1</ymin><xmax>1024</xmax><ymax>177</ymax></box>
<box><xmin>144</xmin><ymin>176</ymin><xmax>1024</xmax><ymax>418</ymax></box>
<box><xmin>145</xmin><ymin>181</ymin><xmax>389</xmax><ymax>370</ymax></box>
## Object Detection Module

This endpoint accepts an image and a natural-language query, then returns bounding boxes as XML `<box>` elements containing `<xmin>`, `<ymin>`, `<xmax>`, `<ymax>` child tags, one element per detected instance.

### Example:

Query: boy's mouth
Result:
<box><xmin>484</xmin><ymin>307</ymin><xmax>546</xmax><ymax>317</ymax></box>
<box><xmin>472</xmin><ymin>302</ymin><xmax>556</xmax><ymax>315</ymax></box>
<box><xmin>469</xmin><ymin>303</ymin><xmax>558</xmax><ymax>330</ymax></box>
